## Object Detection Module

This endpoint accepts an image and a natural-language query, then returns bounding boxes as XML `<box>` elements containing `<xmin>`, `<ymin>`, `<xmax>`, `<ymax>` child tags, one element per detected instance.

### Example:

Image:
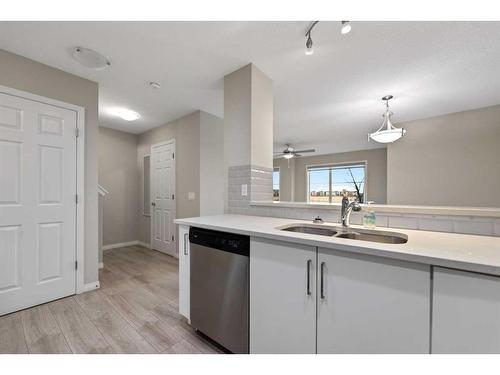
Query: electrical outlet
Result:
<box><xmin>241</xmin><ymin>184</ymin><xmax>248</xmax><ymax>196</ymax></box>
<box><xmin>188</xmin><ymin>192</ymin><xmax>196</xmax><ymax>200</ymax></box>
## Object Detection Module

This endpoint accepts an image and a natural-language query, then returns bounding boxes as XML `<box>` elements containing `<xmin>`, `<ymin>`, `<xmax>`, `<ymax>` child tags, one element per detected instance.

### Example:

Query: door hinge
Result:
<box><xmin>75</xmin><ymin>128</ymin><xmax>80</xmax><ymax>138</ymax></box>
<box><xmin>172</xmin><ymin>152</ymin><xmax>175</xmax><ymax>159</ymax></box>
<box><xmin>75</xmin><ymin>261</ymin><xmax>78</xmax><ymax>270</ymax></box>
<box><xmin>172</xmin><ymin>194</ymin><xmax>174</xmax><ymax>200</ymax></box>
<box><xmin>75</xmin><ymin>194</ymin><xmax>79</xmax><ymax>204</ymax></box>
<box><xmin>171</xmin><ymin>235</ymin><xmax>175</xmax><ymax>242</ymax></box>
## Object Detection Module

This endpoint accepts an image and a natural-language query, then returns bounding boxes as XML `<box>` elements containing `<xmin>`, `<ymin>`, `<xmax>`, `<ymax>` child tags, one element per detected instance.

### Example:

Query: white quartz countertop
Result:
<box><xmin>175</xmin><ymin>214</ymin><xmax>500</xmax><ymax>276</ymax></box>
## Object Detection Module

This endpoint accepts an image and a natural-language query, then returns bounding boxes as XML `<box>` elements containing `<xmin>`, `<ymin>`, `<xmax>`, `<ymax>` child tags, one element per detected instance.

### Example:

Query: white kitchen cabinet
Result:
<box><xmin>432</xmin><ymin>267</ymin><xmax>500</xmax><ymax>353</ymax></box>
<box><xmin>250</xmin><ymin>238</ymin><xmax>317</xmax><ymax>354</ymax></box>
<box><xmin>317</xmin><ymin>248</ymin><xmax>430</xmax><ymax>353</ymax></box>
<box><xmin>178</xmin><ymin>225</ymin><xmax>190</xmax><ymax>320</ymax></box>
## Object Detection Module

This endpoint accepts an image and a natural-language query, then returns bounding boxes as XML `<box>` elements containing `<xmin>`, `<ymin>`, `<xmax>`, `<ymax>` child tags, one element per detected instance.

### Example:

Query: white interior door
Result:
<box><xmin>0</xmin><ymin>92</ymin><xmax>77</xmax><ymax>316</ymax></box>
<box><xmin>150</xmin><ymin>140</ymin><xmax>176</xmax><ymax>256</ymax></box>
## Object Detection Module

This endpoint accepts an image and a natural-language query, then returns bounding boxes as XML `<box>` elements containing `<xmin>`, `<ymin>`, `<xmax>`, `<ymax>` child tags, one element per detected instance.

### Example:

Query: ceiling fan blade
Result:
<box><xmin>294</xmin><ymin>149</ymin><xmax>316</xmax><ymax>153</ymax></box>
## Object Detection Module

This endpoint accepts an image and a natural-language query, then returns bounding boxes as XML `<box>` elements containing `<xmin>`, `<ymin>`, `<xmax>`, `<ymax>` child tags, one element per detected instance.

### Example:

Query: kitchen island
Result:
<box><xmin>175</xmin><ymin>214</ymin><xmax>500</xmax><ymax>354</ymax></box>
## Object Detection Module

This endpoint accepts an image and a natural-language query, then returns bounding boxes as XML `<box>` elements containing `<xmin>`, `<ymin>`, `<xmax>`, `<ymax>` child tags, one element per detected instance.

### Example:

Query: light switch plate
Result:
<box><xmin>241</xmin><ymin>184</ymin><xmax>248</xmax><ymax>196</ymax></box>
<box><xmin>188</xmin><ymin>192</ymin><xmax>196</xmax><ymax>201</ymax></box>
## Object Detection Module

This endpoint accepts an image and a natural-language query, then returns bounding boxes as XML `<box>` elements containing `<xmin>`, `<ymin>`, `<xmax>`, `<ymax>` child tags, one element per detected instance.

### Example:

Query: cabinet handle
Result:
<box><xmin>320</xmin><ymin>261</ymin><xmax>326</xmax><ymax>300</ymax></box>
<box><xmin>184</xmin><ymin>233</ymin><xmax>188</xmax><ymax>255</ymax></box>
<box><xmin>306</xmin><ymin>259</ymin><xmax>312</xmax><ymax>296</ymax></box>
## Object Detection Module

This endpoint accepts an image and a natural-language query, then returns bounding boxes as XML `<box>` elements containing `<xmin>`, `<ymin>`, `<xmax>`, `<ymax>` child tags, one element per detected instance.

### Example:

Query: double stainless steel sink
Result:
<box><xmin>279</xmin><ymin>224</ymin><xmax>408</xmax><ymax>244</ymax></box>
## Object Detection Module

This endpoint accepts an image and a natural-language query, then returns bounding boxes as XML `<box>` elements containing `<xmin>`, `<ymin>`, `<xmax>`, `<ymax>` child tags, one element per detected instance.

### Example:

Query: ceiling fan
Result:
<box><xmin>274</xmin><ymin>143</ymin><xmax>316</xmax><ymax>159</ymax></box>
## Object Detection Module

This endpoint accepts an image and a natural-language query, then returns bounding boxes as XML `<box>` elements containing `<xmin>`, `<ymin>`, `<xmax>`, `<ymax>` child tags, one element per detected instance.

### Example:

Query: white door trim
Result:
<box><xmin>0</xmin><ymin>85</ymin><xmax>86</xmax><ymax>295</ymax></box>
<box><xmin>150</xmin><ymin>139</ymin><xmax>176</xmax><ymax>257</ymax></box>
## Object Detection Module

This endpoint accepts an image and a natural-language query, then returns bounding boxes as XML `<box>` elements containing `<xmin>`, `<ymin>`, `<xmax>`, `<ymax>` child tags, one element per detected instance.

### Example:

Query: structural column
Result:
<box><xmin>224</xmin><ymin>63</ymin><xmax>274</xmax><ymax>213</ymax></box>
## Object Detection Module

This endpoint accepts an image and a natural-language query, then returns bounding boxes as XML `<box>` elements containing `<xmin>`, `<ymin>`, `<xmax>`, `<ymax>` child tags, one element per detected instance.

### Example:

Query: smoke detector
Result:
<box><xmin>149</xmin><ymin>81</ymin><xmax>161</xmax><ymax>89</ymax></box>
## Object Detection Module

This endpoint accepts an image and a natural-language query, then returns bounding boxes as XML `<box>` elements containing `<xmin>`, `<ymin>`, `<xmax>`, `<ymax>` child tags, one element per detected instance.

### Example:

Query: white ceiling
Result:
<box><xmin>1</xmin><ymin>21</ymin><xmax>500</xmax><ymax>154</ymax></box>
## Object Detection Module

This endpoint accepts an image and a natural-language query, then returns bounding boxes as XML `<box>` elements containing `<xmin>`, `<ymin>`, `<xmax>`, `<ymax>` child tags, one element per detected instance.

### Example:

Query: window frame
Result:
<box><xmin>306</xmin><ymin>160</ymin><xmax>368</xmax><ymax>204</ymax></box>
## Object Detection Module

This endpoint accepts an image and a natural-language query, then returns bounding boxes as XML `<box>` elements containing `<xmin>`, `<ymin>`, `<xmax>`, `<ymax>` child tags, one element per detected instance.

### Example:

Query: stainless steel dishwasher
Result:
<box><xmin>189</xmin><ymin>227</ymin><xmax>249</xmax><ymax>354</ymax></box>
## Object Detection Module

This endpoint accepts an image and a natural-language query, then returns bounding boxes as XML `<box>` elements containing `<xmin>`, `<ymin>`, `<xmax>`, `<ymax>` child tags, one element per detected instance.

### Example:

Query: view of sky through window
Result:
<box><xmin>273</xmin><ymin>168</ymin><xmax>280</xmax><ymax>201</ymax></box>
<box><xmin>308</xmin><ymin>163</ymin><xmax>365</xmax><ymax>203</ymax></box>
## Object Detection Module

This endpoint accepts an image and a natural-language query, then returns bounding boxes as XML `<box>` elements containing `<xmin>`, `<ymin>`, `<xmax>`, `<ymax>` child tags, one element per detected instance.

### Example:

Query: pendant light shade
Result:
<box><xmin>369</xmin><ymin>95</ymin><xmax>406</xmax><ymax>143</ymax></box>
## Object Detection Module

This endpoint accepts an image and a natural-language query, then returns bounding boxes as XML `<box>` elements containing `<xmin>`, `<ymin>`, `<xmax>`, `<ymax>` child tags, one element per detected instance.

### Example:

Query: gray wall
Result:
<box><xmin>0</xmin><ymin>49</ymin><xmax>99</xmax><ymax>284</ymax></box>
<box><xmin>387</xmin><ymin>105</ymin><xmax>500</xmax><ymax>207</ymax></box>
<box><xmin>274</xmin><ymin>157</ymin><xmax>296</xmax><ymax>202</ymax></box>
<box><xmin>137</xmin><ymin>111</ymin><xmax>201</xmax><ymax>244</ymax></box>
<box><xmin>98</xmin><ymin>127</ymin><xmax>139</xmax><ymax>247</ymax></box>
<box><xmin>275</xmin><ymin>148</ymin><xmax>387</xmax><ymax>204</ymax></box>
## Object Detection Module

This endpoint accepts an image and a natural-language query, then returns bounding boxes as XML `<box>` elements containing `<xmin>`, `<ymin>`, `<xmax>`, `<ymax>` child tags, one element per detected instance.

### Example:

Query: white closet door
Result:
<box><xmin>0</xmin><ymin>92</ymin><xmax>77</xmax><ymax>316</ymax></box>
<box><xmin>150</xmin><ymin>140</ymin><xmax>176</xmax><ymax>256</ymax></box>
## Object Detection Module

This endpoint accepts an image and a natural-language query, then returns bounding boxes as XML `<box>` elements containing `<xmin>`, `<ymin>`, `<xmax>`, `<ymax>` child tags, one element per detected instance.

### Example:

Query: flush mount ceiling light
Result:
<box><xmin>304</xmin><ymin>21</ymin><xmax>352</xmax><ymax>55</ymax></box>
<box><xmin>71</xmin><ymin>47</ymin><xmax>111</xmax><ymax>70</ymax></box>
<box><xmin>341</xmin><ymin>21</ymin><xmax>352</xmax><ymax>34</ymax></box>
<box><xmin>111</xmin><ymin>108</ymin><xmax>140</xmax><ymax>121</ymax></box>
<box><xmin>368</xmin><ymin>95</ymin><xmax>407</xmax><ymax>143</ymax></box>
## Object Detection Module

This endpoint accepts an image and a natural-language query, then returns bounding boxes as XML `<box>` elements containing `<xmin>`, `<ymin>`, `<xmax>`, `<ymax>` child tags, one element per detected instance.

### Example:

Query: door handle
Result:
<box><xmin>320</xmin><ymin>261</ymin><xmax>326</xmax><ymax>300</ymax></box>
<box><xmin>184</xmin><ymin>233</ymin><xmax>188</xmax><ymax>255</ymax></box>
<box><xmin>306</xmin><ymin>259</ymin><xmax>312</xmax><ymax>296</ymax></box>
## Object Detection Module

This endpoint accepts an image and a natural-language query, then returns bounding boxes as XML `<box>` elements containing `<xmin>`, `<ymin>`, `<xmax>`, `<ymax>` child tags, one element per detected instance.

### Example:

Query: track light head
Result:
<box><xmin>341</xmin><ymin>21</ymin><xmax>352</xmax><ymax>34</ymax></box>
<box><xmin>305</xmin><ymin>35</ymin><xmax>314</xmax><ymax>55</ymax></box>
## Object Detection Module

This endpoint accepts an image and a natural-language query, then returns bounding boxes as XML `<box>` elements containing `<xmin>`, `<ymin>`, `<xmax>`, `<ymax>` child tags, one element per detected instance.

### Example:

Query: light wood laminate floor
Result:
<box><xmin>0</xmin><ymin>246</ymin><xmax>222</xmax><ymax>354</ymax></box>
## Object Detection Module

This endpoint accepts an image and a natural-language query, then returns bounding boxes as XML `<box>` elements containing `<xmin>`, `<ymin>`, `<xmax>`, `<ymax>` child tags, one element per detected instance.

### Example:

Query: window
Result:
<box><xmin>307</xmin><ymin>162</ymin><xmax>366</xmax><ymax>203</ymax></box>
<box><xmin>273</xmin><ymin>167</ymin><xmax>280</xmax><ymax>201</ymax></box>
<box><xmin>143</xmin><ymin>155</ymin><xmax>151</xmax><ymax>216</ymax></box>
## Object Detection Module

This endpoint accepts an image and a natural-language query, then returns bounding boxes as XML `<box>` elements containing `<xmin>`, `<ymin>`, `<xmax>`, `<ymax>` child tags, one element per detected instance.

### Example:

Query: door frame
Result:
<box><xmin>0</xmin><ymin>85</ymin><xmax>86</xmax><ymax>294</ymax></box>
<box><xmin>150</xmin><ymin>139</ymin><xmax>176</xmax><ymax>256</ymax></box>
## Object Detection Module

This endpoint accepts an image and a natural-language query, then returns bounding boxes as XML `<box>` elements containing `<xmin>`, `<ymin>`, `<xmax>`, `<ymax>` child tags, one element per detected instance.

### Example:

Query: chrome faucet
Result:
<box><xmin>341</xmin><ymin>196</ymin><xmax>361</xmax><ymax>227</ymax></box>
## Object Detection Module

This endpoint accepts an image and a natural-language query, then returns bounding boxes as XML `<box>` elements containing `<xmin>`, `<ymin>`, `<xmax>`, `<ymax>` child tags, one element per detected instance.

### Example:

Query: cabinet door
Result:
<box><xmin>432</xmin><ymin>267</ymin><xmax>500</xmax><ymax>353</ymax></box>
<box><xmin>178</xmin><ymin>225</ymin><xmax>190</xmax><ymax>320</ymax></box>
<box><xmin>317</xmin><ymin>248</ymin><xmax>430</xmax><ymax>353</ymax></box>
<box><xmin>250</xmin><ymin>238</ymin><xmax>317</xmax><ymax>354</ymax></box>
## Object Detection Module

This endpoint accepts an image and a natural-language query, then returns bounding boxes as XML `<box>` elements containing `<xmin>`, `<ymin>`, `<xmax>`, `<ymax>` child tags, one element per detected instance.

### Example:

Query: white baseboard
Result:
<box><xmin>102</xmin><ymin>240</ymin><xmax>139</xmax><ymax>251</ymax></box>
<box><xmin>98</xmin><ymin>262</ymin><xmax>104</xmax><ymax>269</ymax></box>
<box><xmin>138</xmin><ymin>241</ymin><xmax>151</xmax><ymax>249</ymax></box>
<box><xmin>79</xmin><ymin>281</ymin><xmax>100</xmax><ymax>294</ymax></box>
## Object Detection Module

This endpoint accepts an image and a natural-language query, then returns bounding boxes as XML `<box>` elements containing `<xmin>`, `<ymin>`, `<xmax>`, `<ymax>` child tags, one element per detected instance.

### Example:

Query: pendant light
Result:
<box><xmin>368</xmin><ymin>95</ymin><xmax>406</xmax><ymax>143</ymax></box>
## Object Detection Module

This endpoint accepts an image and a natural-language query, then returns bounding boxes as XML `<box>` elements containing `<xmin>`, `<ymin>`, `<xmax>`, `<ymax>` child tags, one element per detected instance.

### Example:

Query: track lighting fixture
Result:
<box><xmin>304</xmin><ymin>21</ymin><xmax>352</xmax><ymax>55</ymax></box>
